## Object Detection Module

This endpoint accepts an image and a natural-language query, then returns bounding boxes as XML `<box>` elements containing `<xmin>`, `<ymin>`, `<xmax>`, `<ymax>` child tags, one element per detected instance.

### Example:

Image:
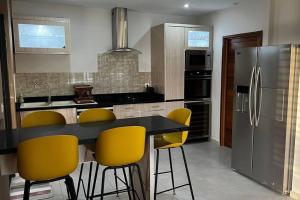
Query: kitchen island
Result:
<box><xmin>0</xmin><ymin>116</ymin><xmax>188</xmax><ymax>200</ymax></box>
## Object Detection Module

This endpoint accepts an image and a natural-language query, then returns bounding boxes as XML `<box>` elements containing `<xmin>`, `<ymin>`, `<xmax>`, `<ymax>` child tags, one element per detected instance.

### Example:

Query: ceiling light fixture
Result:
<box><xmin>184</xmin><ymin>3</ymin><xmax>189</xmax><ymax>8</ymax></box>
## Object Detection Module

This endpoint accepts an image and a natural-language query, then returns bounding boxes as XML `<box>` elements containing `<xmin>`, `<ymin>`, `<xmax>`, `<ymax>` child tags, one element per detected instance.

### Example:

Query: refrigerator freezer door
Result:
<box><xmin>258</xmin><ymin>45</ymin><xmax>291</xmax><ymax>89</ymax></box>
<box><xmin>232</xmin><ymin>111</ymin><xmax>254</xmax><ymax>177</ymax></box>
<box><xmin>252</xmin><ymin>88</ymin><xmax>287</xmax><ymax>193</ymax></box>
<box><xmin>252</xmin><ymin>45</ymin><xmax>291</xmax><ymax>193</ymax></box>
<box><xmin>232</xmin><ymin>47</ymin><xmax>257</xmax><ymax>177</ymax></box>
<box><xmin>234</xmin><ymin>47</ymin><xmax>258</xmax><ymax>86</ymax></box>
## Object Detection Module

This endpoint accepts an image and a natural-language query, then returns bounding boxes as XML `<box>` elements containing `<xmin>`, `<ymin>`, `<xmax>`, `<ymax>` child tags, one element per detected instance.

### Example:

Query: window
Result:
<box><xmin>13</xmin><ymin>16</ymin><xmax>71</xmax><ymax>54</ymax></box>
<box><xmin>187</xmin><ymin>31</ymin><xmax>210</xmax><ymax>48</ymax></box>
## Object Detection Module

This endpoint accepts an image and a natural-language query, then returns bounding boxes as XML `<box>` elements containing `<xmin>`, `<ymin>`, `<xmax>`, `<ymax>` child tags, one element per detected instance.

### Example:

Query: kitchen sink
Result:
<box><xmin>20</xmin><ymin>100</ymin><xmax>76</xmax><ymax>109</ymax></box>
<box><xmin>20</xmin><ymin>102</ymin><xmax>51</xmax><ymax>108</ymax></box>
<box><xmin>50</xmin><ymin>100</ymin><xmax>76</xmax><ymax>107</ymax></box>
<box><xmin>20</xmin><ymin>100</ymin><xmax>97</xmax><ymax>109</ymax></box>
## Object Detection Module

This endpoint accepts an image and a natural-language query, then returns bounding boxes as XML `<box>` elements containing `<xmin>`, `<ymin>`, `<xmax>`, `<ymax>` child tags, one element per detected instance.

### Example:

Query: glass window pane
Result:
<box><xmin>188</xmin><ymin>31</ymin><xmax>210</xmax><ymax>48</ymax></box>
<box><xmin>18</xmin><ymin>24</ymin><xmax>66</xmax><ymax>49</ymax></box>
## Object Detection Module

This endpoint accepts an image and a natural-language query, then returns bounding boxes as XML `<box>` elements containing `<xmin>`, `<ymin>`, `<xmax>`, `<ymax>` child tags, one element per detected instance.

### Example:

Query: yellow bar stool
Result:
<box><xmin>90</xmin><ymin>126</ymin><xmax>146</xmax><ymax>200</ymax></box>
<box><xmin>17</xmin><ymin>135</ymin><xmax>79</xmax><ymax>200</ymax></box>
<box><xmin>77</xmin><ymin>108</ymin><xmax>117</xmax><ymax>199</ymax></box>
<box><xmin>21</xmin><ymin>111</ymin><xmax>66</xmax><ymax>128</ymax></box>
<box><xmin>154</xmin><ymin>108</ymin><xmax>195</xmax><ymax>200</ymax></box>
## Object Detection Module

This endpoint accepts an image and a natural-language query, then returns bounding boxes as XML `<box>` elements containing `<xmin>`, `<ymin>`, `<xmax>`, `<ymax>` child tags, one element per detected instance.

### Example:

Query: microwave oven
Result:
<box><xmin>185</xmin><ymin>50</ymin><xmax>212</xmax><ymax>71</ymax></box>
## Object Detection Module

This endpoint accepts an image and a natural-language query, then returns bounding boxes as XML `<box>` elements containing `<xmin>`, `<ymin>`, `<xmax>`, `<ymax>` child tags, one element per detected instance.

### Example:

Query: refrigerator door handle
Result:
<box><xmin>255</xmin><ymin>67</ymin><xmax>262</xmax><ymax>127</ymax></box>
<box><xmin>249</xmin><ymin>66</ymin><xmax>256</xmax><ymax>126</ymax></box>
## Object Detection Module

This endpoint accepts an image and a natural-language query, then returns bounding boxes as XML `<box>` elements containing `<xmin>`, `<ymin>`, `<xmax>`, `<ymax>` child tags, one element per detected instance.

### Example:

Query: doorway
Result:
<box><xmin>220</xmin><ymin>31</ymin><xmax>263</xmax><ymax>147</ymax></box>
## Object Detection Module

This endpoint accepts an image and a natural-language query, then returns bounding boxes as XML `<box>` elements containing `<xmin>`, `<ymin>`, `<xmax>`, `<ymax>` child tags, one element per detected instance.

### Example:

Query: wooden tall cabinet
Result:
<box><xmin>165</xmin><ymin>25</ymin><xmax>185</xmax><ymax>100</ymax></box>
<box><xmin>0</xmin><ymin>0</ymin><xmax>17</xmax><ymax>128</ymax></box>
<box><xmin>151</xmin><ymin>23</ymin><xmax>213</xmax><ymax>101</ymax></box>
<box><xmin>151</xmin><ymin>24</ymin><xmax>185</xmax><ymax>101</ymax></box>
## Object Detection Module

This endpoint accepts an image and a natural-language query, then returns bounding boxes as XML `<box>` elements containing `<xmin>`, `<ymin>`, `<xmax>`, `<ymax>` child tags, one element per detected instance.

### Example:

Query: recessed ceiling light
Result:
<box><xmin>184</xmin><ymin>3</ymin><xmax>189</xmax><ymax>8</ymax></box>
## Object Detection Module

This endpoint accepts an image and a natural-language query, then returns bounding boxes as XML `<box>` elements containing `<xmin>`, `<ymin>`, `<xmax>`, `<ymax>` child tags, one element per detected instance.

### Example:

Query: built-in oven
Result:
<box><xmin>185</xmin><ymin>101</ymin><xmax>211</xmax><ymax>140</ymax></box>
<box><xmin>184</xmin><ymin>70</ymin><xmax>212</xmax><ymax>100</ymax></box>
<box><xmin>185</xmin><ymin>49</ymin><xmax>212</xmax><ymax>71</ymax></box>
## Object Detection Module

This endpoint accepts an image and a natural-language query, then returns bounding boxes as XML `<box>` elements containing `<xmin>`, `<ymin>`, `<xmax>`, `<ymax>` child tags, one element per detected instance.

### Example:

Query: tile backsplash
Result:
<box><xmin>15</xmin><ymin>52</ymin><xmax>151</xmax><ymax>97</ymax></box>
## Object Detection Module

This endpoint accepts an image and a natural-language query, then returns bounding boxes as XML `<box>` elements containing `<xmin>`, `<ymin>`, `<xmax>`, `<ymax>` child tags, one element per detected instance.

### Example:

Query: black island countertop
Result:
<box><xmin>0</xmin><ymin>116</ymin><xmax>187</xmax><ymax>154</ymax></box>
<box><xmin>17</xmin><ymin>92</ymin><xmax>165</xmax><ymax>111</ymax></box>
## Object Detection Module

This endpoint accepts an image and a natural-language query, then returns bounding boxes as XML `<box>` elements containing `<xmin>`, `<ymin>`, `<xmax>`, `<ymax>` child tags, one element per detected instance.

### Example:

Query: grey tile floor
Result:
<box><xmin>50</xmin><ymin>141</ymin><xmax>290</xmax><ymax>200</ymax></box>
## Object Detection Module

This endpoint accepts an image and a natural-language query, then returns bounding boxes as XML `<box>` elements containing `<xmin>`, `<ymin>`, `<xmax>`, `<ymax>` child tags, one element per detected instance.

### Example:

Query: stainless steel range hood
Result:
<box><xmin>110</xmin><ymin>7</ymin><xmax>141</xmax><ymax>53</ymax></box>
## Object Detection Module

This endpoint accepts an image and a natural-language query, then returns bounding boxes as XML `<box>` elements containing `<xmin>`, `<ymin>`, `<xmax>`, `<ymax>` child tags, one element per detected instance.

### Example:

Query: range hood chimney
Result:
<box><xmin>110</xmin><ymin>7</ymin><xmax>141</xmax><ymax>53</ymax></box>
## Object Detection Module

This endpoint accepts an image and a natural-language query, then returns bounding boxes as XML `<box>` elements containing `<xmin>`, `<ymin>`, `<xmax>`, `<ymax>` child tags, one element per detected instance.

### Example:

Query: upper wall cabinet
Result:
<box><xmin>13</xmin><ymin>16</ymin><xmax>71</xmax><ymax>54</ymax></box>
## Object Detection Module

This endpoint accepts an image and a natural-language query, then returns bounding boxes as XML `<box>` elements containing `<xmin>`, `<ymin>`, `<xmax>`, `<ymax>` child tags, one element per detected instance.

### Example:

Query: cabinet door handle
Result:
<box><xmin>152</xmin><ymin>109</ymin><xmax>164</xmax><ymax>111</ymax></box>
<box><xmin>151</xmin><ymin>105</ymin><xmax>160</xmax><ymax>108</ymax></box>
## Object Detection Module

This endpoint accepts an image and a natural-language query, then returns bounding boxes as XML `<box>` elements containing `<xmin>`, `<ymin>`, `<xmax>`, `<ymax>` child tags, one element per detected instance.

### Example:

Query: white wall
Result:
<box><xmin>12</xmin><ymin>1</ymin><xmax>197</xmax><ymax>73</ymax></box>
<box><xmin>269</xmin><ymin>0</ymin><xmax>300</xmax><ymax>44</ymax></box>
<box><xmin>197</xmin><ymin>0</ymin><xmax>272</xmax><ymax>142</ymax></box>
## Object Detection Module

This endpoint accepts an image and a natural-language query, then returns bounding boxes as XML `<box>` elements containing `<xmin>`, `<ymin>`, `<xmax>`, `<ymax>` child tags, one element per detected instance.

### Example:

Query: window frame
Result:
<box><xmin>13</xmin><ymin>16</ymin><xmax>71</xmax><ymax>54</ymax></box>
<box><xmin>184</xmin><ymin>26</ymin><xmax>213</xmax><ymax>50</ymax></box>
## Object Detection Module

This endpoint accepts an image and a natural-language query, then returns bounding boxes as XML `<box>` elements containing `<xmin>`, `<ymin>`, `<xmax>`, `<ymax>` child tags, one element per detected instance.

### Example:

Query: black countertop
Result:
<box><xmin>17</xmin><ymin>92</ymin><xmax>165</xmax><ymax>111</ymax></box>
<box><xmin>0</xmin><ymin>116</ymin><xmax>188</xmax><ymax>154</ymax></box>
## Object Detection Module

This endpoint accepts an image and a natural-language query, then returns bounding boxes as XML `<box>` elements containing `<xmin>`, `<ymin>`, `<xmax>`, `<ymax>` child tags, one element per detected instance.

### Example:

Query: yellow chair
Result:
<box><xmin>79</xmin><ymin>108</ymin><xmax>116</xmax><ymax>123</ymax></box>
<box><xmin>77</xmin><ymin>108</ymin><xmax>117</xmax><ymax>199</ymax></box>
<box><xmin>90</xmin><ymin>126</ymin><xmax>146</xmax><ymax>200</ymax></box>
<box><xmin>22</xmin><ymin>111</ymin><xmax>66</xmax><ymax>128</ymax></box>
<box><xmin>17</xmin><ymin>135</ymin><xmax>79</xmax><ymax>200</ymax></box>
<box><xmin>154</xmin><ymin>108</ymin><xmax>194</xmax><ymax>200</ymax></box>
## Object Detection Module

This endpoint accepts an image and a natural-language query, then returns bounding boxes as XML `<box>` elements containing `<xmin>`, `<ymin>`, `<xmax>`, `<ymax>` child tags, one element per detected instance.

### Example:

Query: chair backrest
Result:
<box><xmin>17</xmin><ymin>135</ymin><xmax>78</xmax><ymax>181</ymax></box>
<box><xmin>79</xmin><ymin>108</ymin><xmax>116</xmax><ymax>123</ymax></box>
<box><xmin>163</xmin><ymin>108</ymin><xmax>192</xmax><ymax>145</ymax></box>
<box><xmin>95</xmin><ymin>126</ymin><xmax>146</xmax><ymax>167</ymax></box>
<box><xmin>22</xmin><ymin>111</ymin><xmax>66</xmax><ymax>128</ymax></box>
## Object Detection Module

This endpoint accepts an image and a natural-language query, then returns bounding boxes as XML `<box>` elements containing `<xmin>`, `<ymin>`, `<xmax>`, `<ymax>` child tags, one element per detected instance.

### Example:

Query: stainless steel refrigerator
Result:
<box><xmin>232</xmin><ymin>44</ymin><xmax>300</xmax><ymax>194</ymax></box>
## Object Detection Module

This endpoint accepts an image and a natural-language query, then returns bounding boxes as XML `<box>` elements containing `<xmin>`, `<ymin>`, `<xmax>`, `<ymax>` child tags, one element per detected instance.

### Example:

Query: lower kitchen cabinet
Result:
<box><xmin>18</xmin><ymin>108</ymin><xmax>77</xmax><ymax>126</ymax></box>
<box><xmin>18</xmin><ymin>101</ymin><xmax>185</xmax><ymax>125</ymax></box>
<box><xmin>115</xmin><ymin>111</ymin><xmax>141</xmax><ymax>119</ymax></box>
<box><xmin>113</xmin><ymin>101</ymin><xmax>184</xmax><ymax>119</ymax></box>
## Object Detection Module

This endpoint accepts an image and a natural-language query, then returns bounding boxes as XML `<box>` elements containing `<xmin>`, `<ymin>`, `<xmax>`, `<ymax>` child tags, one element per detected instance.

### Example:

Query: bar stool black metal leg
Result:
<box><xmin>23</xmin><ymin>180</ymin><xmax>31</xmax><ymax>200</ymax></box>
<box><xmin>154</xmin><ymin>149</ymin><xmax>159</xmax><ymax>200</ymax></box>
<box><xmin>100</xmin><ymin>168</ymin><xmax>108</xmax><ymax>200</ymax></box>
<box><xmin>76</xmin><ymin>163</ymin><xmax>84</xmax><ymax>199</ymax></box>
<box><xmin>90</xmin><ymin>164</ymin><xmax>99</xmax><ymax>200</ymax></box>
<box><xmin>114</xmin><ymin>169</ymin><xmax>119</xmax><ymax>197</ymax></box>
<box><xmin>86</xmin><ymin>162</ymin><xmax>93</xmax><ymax>200</ymax></box>
<box><xmin>65</xmin><ymin>176</ymin><xmax>77</xmax><ymax>200</ymax></box>
<box><xmin>180</xmin><ymin>146</ymin><xmax>195</xmax><ymax>200</ymax></box>
<box><xmin>168</xmin><ymin>148</ymin><xmax>176</xmax><ymax>195</ymax></box>
<box><xmin>65</xmin><ymin>179</ymin><xmax>71</xmax><ymax>199</ymax></box>
<box><xmin>129</xmin><ymin>166</ymin><xmax>136</xmax><ymax>200</ymax></box>
<box><xmin>135</xmin><ymin>164</ymin><xmax>146</xmax><ymax>200</ymax></box>
<box><xmin>122</xmin><ymin>167</ymin><xmax>132</xmax><ymax>200</ymax></box>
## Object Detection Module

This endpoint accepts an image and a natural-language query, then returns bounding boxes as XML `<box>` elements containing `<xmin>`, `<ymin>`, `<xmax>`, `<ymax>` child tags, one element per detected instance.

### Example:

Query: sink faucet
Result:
<box><xmin>47</xmin><ymin>85</ymin><xmax>51</xmax><ymax>104</ymax></box>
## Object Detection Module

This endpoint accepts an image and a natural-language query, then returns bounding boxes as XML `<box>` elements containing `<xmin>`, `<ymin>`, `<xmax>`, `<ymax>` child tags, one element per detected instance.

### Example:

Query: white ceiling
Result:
<box><xmin>20</xmin><ymin>0</ymin><xmax>246</xmax><ymax>16</ymax></box>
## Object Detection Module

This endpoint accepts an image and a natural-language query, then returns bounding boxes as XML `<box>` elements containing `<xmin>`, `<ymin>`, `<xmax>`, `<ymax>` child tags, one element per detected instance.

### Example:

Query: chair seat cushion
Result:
<box><xmin>154</xmin><ymin>135</ymin><xmax>182</xmax><ymax>149</ymax></box>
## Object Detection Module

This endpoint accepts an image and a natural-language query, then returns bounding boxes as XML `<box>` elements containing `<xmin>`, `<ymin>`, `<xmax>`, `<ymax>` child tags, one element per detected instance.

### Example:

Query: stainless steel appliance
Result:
<box><xmin>232</xmin><ymin>44</ymin><xmax>300</xmax><ymax>194</ymax></box>
<box><xmin>184</xmin><ymin>70</ymin><xmax>211</xmax><ymax>100</ymax></box>
<box><xmin>185</xmin><ymin>101</ymin><xmax>211</xmax><ymax>140</ymax></box>
<box><xmin>108</xmin><ymin>7</ymin><xmax>141</xmax><ymax>53</ymax></box>
<box><xmin>185</xmin><ymin>50</ymin><xmax>211</xmax><ymax>71</ymax></box>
